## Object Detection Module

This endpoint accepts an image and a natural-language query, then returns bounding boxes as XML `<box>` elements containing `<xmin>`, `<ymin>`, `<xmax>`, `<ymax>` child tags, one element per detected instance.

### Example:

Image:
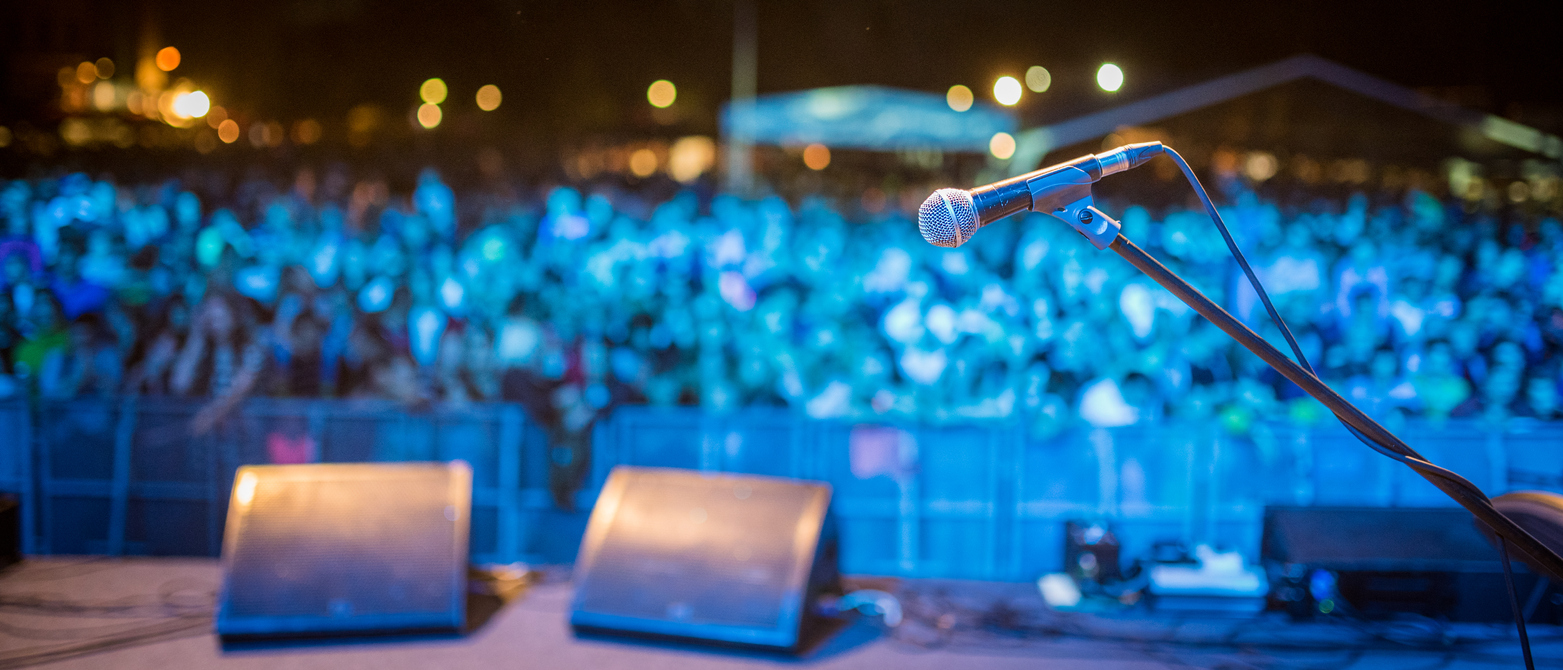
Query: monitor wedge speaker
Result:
<box><xmin>216</xmin><ymin>462</ymin><xmax>471</xmax><ymax>641</ymax></box>
<box><xmin>570</xmin><ymin>467</ymin><xmax>837</xmax><ymax>650</ymax></box>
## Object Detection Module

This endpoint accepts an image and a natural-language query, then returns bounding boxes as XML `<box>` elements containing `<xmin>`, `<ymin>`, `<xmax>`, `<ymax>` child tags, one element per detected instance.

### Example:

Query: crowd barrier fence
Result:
<box><xmin>5</xmin><ymin>399</ymin><xmax>1561</xmax><ymax>581</ymax></box>
<box><xmin>4</xmin><ymin>397</ymin><xmax>553</xmax><ymax>565</ymax></box>
<box><xmin>588</xmin><ymin>407</ymin><xmax>1563</xmax><ymax>581</ymax></box>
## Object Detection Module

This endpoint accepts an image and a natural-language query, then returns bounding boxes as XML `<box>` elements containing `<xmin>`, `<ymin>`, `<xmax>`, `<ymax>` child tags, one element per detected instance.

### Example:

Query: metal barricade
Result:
<box><xmin>28</xmin><ymin>397</ymin><xmax>549</xmax><ymax>564</ymax></box>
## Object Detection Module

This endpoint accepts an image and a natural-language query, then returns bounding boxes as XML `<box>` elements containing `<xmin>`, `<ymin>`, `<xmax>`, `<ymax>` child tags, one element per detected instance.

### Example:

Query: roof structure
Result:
<box><xmin>720</xmin><ymin>85</ymin><xmax>1016</xmax><ymax>152</ymax></box>
<box><xmin>1009</xmin><ymin>54</ymin><xmax>1563</xmax><ymax>176</ymax></box>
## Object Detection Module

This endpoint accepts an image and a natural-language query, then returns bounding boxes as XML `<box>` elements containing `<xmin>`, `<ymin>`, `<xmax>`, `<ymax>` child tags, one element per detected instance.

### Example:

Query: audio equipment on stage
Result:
<box><xmin>1482</xmin><ymin>492</ymin><xmax>1563</xmax><ymax>575</ymax></box>
<box><xmin>0</xmin><ymin>494</ymin><xmax>18</xmax><ymax>569</ymax></box>
<box><xmin>215</xmin><ymin>462</ymin><xmax>471</xmax><ymax>641</ymax></box>
<box><xmin>570</xmin><ymin>467</ymin><xmax>838</xmax><ymax>651</ymax></box>
<box><xmin>1262</xmin><ymin>506</ymin><xmax>1560</xmax><ymax>622</ymax></box>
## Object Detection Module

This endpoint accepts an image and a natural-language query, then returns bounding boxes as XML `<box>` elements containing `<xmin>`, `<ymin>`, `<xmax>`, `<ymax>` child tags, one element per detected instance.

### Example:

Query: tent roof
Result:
<box><xmin>720</xmin><ymin>85</ymin><xmax>1016</xmax><ymax>152</ymax></box>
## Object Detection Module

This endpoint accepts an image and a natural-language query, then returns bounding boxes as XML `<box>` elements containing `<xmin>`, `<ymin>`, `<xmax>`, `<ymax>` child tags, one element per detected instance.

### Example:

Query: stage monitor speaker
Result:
<box><xmin>1262</xmin><ymin>505</ymin><xmax>1559</xmax><ymax>622</ymax></box>
<box><xmin>216</xmin><ymin>462</ymin><xmax>471</xmax><ymax>640</ymax></box>
<box><xmin>0</xmin><ymin>494</ymin><xmax>18</xmax><ymax>569</ymax></box>
<box><xmin>570</xmin><ymin>466</ymin><xmax>837</xmax><ymax>650</ymax></box>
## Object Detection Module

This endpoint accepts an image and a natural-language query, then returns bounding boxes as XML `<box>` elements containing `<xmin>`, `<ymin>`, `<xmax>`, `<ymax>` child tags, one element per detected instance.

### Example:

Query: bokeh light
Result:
<box><xmin>92</xmin><ymin>81</ymin><xmax>116</xmax><ymax>110</ymax></box>
<box><xmin>629</xmin><ymin>148</ymin><xmax>658</xmax><ymax>177</ymax></box>
<box><xmin>155</xmin><ymin>47</ymin><xmax>181</xmax><ymax>72</ymax></box>
<box><xmin>1097</xmin><ymin>63</ymin><xmax>1124</xmax><ymax>92</ymax></box>
<box><xmin>173</xmin><ymin>91</ymin><xmax>210</xmax><ymax>118</ymax></box>
<box><xmin>647</xmin><ymin>80</ymin><xmax>677</xmax><ymax>108</ymax></box>
<box><xmin>946</xmin><ymin>85</ymin><xmax>974</xmax><ymax>112</ymax></box>
<box><xmin>668</xmin><ymin>136</ymin><xmax>716</xmax><ymax>183</ymax></box>
<box><xmin>989</xmin><ymin>132</ymin><xmax>1016</xmax><ymax>159</ymax></box>
<box><xmin>292</xmin><ymin>119</ymin><xmax>323</xmax><ymax>145</ymax></box>
<box><xmin>1244</xmin><ymin>152</ymin><xmax>1278</xmax><ymax>181</ymax></box>
<box><xmin>475</xmin><ymin>84</ymin><xmax>502</xmax><ymax>111</ymax></box>
<box><xmin>217</xmin><ymin>119</ymin><xmax>240</xmax><ymax>143</ymax></box>
<box><xmin>993</xmin><ymin>76</ymin><xmax>1022</xmax><ymax>106</ymax></box>
<box><xmin>803</xmin><ymin>143</ymin><xmax>831</xmax><ymax>170</ymax></box>
<box><xmin>417</xmin><ymin>102</ymin><xmax>442</xmax><ymax>129</ymax></box>
<box><xmin>75</xmin><ymin>62</ymin><xmax>96</xmax><ymax>85</ymax></box>
<box><xmin>1025</xmin><ymin>66</ymin><xmax>1051</xmax><ymax>92</ymax></box>
<box><xmin>420</xmin><ymin>78</ymin><xmax>448</xmax><ymax>105</ymax></box>
<box><xmin>94</xmin><ymin>58</ymin><xmax>114</xmax><ymax>79</ymax></box>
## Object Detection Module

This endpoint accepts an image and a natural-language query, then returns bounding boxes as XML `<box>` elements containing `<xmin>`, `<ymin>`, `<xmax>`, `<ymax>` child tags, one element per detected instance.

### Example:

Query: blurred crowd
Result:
<box><xmin>1</xmin><ymin>164</ymin><xmax>1561</xmax><ymax>448</ymax></box>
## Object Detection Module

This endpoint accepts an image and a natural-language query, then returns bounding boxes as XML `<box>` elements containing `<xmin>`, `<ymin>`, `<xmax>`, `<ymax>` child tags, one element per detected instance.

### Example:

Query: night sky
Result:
<box><xmin>6</xmin><ymin>0</ymin><xmax>1563</xmax><ymax>138</ymax></box>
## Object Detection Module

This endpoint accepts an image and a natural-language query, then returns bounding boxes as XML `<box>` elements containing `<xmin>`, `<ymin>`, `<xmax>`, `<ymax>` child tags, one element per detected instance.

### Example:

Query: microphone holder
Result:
<box><xmin>1079</xmin><ymin>217</ymin><xmax>1563</xmax><ymax>583</ymax></box>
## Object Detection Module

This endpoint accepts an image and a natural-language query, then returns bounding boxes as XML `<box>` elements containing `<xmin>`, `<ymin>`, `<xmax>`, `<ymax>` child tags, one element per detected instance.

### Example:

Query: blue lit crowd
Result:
<box><xmin>1</xmin><ymin>165</ymin><xmax>1560</xmax><ymax>444</ymax></box>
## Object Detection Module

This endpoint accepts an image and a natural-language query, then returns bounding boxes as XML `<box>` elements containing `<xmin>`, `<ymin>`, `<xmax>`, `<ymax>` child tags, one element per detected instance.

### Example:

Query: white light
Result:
<box><xmin>173</xmin><ymin>90</ymin><xmax>210</xmax><ymax>118</ymax></box>
<box><xmin>993</xmin><ymin>76</ymin><xmax>1022</xmax><ymax>106</ymax></box>
<box><xmin>1025</xmin><ymin>66</ymin><xmax>1052</xmax><ymax>92</ymax></box>
<box><xmin>1097</xmin><ymin>63</ymin><xmax>1124</xmax><ymax>92</ymax></box>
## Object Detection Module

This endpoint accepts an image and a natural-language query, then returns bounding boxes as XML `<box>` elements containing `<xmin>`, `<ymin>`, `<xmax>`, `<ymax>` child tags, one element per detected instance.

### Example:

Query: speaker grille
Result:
<box><xmin>218</xmin><ymin>463</ymin><xmax>470</xmax><ymax>637</ymax></box>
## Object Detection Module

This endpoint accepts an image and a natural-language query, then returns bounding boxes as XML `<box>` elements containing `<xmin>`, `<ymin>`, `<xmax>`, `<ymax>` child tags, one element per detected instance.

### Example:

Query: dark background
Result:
<box><xmin>4</xmin><ymin>0</ymin><xmax>1562</xmax><ymax>140</ymax></box>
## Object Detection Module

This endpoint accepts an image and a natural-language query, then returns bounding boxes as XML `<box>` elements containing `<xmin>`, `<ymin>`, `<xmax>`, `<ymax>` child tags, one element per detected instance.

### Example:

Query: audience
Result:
<box><xmin>0</xmin><ymin>163</ymin><xmax>1559</xmax><ymax>448</ymax></box>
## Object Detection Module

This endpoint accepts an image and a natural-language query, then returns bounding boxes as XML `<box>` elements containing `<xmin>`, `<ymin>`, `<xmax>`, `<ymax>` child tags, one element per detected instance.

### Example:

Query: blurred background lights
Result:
<box><xmin>417</xmin><ymin>102</ymin><xmax>442</xmax><ymax>129</ymax></box>
<box><xmin>94</xmin><ymin>58</ymin><xmax>114</xmax><ymax>79</ymax></box>
<box><xmin>647</xmin><ymin>80</ymin><xmax>677</xmax><ymax>108</ymax></box>
<box><xmin>217</xmin><ymin>119</ymin><xmax>240</xmax><ymax>143</ymax></box>
<box><xmin>667</xmin><ymin>136</ymin><xmax>716</xmax><ymax>183</ymax></box>
<box><xmin>420</xmin><ymin>78</ymin><xmax>448</xmax><ymax>105</ymax></box>
<box><xmin>803</xmin><ymin>143</ymin><xmax>831</xmax><ymax>170</ymax></box>
<box><xmin>173</xmin><ymin>90</ymin><xmax>210</xmax><ymax>118</ymax></box>
<box><xmin>155</xmin><ymin>46</ymin><xmax>181</xmax><ymax>72</ymax></box>
<box><xmin>993</xmin><ymin>76</ymin><xmax>1022</xmax><ymax>105</ymax></box>
<box><xmin>946</xmin><ymin>85</ymin><xmax>973</xmax><ymax>112</ymax></box>
<box><xmin>628</xmin><ymin>148</ymin><xmax>658</xmax><ymax>177</ymax></box>
<box><xmin>1025</xmin><ymin>65</ymin><xmax>1051</xmax><ymax>92</ymax></box>
<box><xmin>1244</xmin><ymin>152</ymin><xmax>1279</xmax><ymax>181</ymax></box>
<box><xmin>75</xmin><ymin>62</ymin><xmax>96</xmax><ymax>85</ymax></box>
<box><xmin>989</xmin><ymin>132</ymin><xmax>1016</xmax><ymax>159</ymax></box>
<box><xmin>475</xmin><ymin>84</ymin><xmax>502</xmax><ymax>111</ymax></box>
<box><xmin>1097</xmin><ymin>63</ymin><xmax>1124</xmax><ymax>92</ymax></box>
<box><xmin>93</xmin><ymin>82</ymin><xmax>116</xmax><ymax>110</ymax></box>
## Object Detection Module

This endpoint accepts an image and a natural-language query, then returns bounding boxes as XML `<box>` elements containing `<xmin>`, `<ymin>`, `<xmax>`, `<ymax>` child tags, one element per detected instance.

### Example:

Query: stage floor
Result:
<box><xmin>0</xmin><ymin>557</ymin><xmax>1555</xmax><ymax>669</ymax></box>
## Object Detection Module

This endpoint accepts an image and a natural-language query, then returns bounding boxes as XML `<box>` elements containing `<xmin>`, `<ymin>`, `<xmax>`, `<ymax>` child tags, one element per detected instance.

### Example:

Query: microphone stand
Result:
<box><xmin>1101</xmin><ymin>231</ymin><xmax>1563</xmax><ymax>582</ymax></box>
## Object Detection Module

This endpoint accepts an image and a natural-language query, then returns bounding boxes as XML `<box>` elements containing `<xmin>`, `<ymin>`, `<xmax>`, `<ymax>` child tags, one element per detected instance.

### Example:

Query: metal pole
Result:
<box><xmin>726</xmin><ymin>0</ymin><xmax>757</xmax><ymax>195</ymax></box>
<box><xmin>1107</xmin><ymin>233</ymin><xmax>1563</xmax><ymax>582</ymax></box>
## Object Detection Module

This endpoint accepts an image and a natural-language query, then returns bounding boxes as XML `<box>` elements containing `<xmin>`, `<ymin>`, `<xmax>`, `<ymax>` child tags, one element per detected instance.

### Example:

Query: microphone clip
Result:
<box><xmin>1026</xmin><ymin>164</ymin><xmax>1121</xmax><ymax>251</ymax></box>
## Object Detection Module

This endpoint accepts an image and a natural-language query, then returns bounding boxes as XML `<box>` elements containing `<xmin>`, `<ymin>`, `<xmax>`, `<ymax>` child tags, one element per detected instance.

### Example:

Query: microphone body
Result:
<box><xmin>919</xmin><ymin>142</ymin><xmax>1163</xmax><ymax>248</ymax></box>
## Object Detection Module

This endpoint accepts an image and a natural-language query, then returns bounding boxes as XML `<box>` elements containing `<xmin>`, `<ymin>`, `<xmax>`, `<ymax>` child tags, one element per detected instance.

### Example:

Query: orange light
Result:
<box><xmin>629</xmin><ymin>148</ymin><xmax>658</xmax><ymax>177</ymax></box>
<box><xmin>217</xmin><ymin>119</ymin><xmax>240</xmax><ymax>143</ymax></box>
<box><xmin>156</xmin><ymin>47</ymin><xmax>182</xmax><ymax>72</ymax></box>
<box><xmin>475</xmin><ymin>85</ymin><xmax>502</xmax><ymax>111</ymax></box>
<box><xmin>417</xmin><ymin>103</ymin><xmax>442</xmax><ymax>129</ymax></box>
<box><xmin>803</xmin><ymin>143</ymin><xmax>831</xmax><ymax>170</ymax></box>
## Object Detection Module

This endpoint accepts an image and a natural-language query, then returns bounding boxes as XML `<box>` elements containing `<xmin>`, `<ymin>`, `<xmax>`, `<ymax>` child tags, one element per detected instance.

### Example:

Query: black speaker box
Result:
<box><xmin>1262</xmin><ymin>506</ymin><xmax>1561</xmax><ymax>622</ymax></box>
<box><xmin>570</xmin><ymin>467</ymin><xmax>838</xmax><ymax>650</ymax></box>
<box><xmin>0</xmin><ymin>494</ymin><xmax>19</xmax><ymax>569</ymax></box>
<box><xmin>215</xmin><ymin>462</ymin><xmax>471</xmax><ymax>640</ymax></box>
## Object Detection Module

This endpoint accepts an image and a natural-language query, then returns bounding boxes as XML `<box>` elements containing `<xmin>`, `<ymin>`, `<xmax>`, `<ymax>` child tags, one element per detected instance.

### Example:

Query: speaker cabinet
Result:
<box><xmin>216</xmin><ymin>462</ymin><xmax>471</xmax><ymax>640</ymax></box>
<box><xmin>571</xmin><ymin>467</ymin><xmax>837</xmax><ymax>650</ymax></box>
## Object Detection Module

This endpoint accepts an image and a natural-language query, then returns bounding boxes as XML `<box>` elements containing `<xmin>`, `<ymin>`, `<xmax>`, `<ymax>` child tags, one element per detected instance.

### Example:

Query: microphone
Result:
<box><xmin>918</xmin><ymin>142</ymin><xmax>1164</xmax><ymax>248</ymax></box>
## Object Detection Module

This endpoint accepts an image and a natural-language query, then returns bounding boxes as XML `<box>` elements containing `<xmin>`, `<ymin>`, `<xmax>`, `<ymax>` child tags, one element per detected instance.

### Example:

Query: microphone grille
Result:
<box><xmin>918</xmin><ymin>188</ymin><xmax>979</xmax><ymax>248</ymax></box>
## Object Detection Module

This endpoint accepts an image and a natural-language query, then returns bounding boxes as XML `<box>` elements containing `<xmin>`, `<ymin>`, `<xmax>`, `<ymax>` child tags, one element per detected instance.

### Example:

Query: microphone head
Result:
<box><xmin>918</xmin><ymin>188</ymin><xmax>979</xmax><ymax>248</ymax></box>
